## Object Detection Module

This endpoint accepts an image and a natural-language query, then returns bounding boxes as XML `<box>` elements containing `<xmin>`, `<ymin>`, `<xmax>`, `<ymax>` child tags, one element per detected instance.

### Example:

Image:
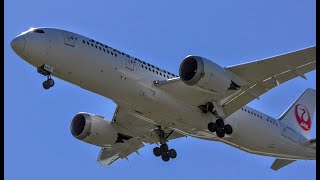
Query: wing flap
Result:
<box><xmin>222</xmin><ymin>60</ymin><xmax>316</xmax><ymax>116</ymax></box>
<box><xmin>97</xmin><ymin>137</ymin><xmax>145</xmax><ymax>166</ymax></box>
<box><xmin>226</xmin><ymin>46</ymin><xmax>316</xmax><ymax>83</ymax></box>
<box><xmin>271</xmin><ymin>158</ymin><xmax>296</xmax><ymax>171</ymax></box>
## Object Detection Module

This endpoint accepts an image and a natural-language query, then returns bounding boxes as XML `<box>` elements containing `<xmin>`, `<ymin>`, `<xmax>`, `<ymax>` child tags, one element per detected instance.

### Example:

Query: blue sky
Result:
<box><xmin>5</xmin><ymin>1</ymin><xmax>316</xmax><ymax>180</ymax></box>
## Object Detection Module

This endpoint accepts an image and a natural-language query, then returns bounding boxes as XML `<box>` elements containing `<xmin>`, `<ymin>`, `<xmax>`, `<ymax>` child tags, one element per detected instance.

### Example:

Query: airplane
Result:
<box><xmin>10</xmin><ymin>27</ymin><xmax>316</xmax><ymax>171</ymax></box>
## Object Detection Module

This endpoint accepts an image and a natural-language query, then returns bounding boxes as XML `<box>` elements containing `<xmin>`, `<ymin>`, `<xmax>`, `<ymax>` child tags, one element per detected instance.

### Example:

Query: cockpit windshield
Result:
<box><xmin>30</xmin><ymin>28</ymin><xmax>45</xmax><ymax>33</ymax></box>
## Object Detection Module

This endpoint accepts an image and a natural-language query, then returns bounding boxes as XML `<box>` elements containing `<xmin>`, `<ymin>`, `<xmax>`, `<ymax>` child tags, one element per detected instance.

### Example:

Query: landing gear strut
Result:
<box><xmin>153</xmin><ymin>127</ymin><xmax>177</xmax><ymax>162</ymax></box>
<box><xmin>200</xmin><ymin>102</ymin><xmax>233</xmax><ymax>138</ymax></box>
<box><xmin>37</xmin><ymin>64</ymin><xmax>55</xmax><ymax>90</ymax></box>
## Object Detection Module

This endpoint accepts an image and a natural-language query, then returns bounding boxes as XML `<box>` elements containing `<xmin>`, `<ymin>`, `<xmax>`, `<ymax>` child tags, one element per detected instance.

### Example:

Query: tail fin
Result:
<box><xmin>278</xmin><ymin>88</ymin><xmax>316</xmax><ymax>139</ymax></box>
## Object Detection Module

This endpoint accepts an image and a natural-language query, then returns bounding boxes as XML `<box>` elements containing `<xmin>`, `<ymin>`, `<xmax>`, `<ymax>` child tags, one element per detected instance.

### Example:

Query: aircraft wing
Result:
<box><xmin>155</xmin><ymin>46</ymin><xmax>316</xmax><ymax>117</ymax></box>
<box><xmin>97</xmin><ymin>106</ymin><xmax>185</xmax><ymax>166</ymax></box>
<box><xmin>271</xmin><ymin>158</ymin><xmax>296</xmax><ymax>171</ymax></box>
<box><xmin>97</xmin><ymin>137</ymin><xmax>145</xmax><ymax>166</ymax></box>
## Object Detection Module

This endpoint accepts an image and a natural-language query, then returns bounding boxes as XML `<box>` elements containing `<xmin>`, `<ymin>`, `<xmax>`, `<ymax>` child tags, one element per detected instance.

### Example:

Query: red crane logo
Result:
<box><xmin>294</xmin><ymin>104</ymin><xmax>311</xmax><ymax>131</ymax></box>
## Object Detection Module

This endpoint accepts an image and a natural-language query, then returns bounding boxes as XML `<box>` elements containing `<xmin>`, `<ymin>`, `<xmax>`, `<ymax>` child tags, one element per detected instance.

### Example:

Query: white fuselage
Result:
<box><xmin>12</xmin><ymin>28</ymin><xmax>315</xmax><ymax>160</ymax></box>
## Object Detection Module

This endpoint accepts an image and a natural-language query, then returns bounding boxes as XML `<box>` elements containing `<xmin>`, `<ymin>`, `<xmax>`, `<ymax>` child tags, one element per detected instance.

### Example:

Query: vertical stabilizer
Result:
<box><xmin>278</xmin><ymin>88</ymin><xmax>316</xmax><ymax>139</ymax></box>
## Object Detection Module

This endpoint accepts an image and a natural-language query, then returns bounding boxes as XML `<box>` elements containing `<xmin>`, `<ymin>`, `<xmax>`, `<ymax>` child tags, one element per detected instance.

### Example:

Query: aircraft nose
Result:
<box><xmin>11</xmin><ymin>35</ymin><xmax>26</xmax><ymax>54</ymax></box>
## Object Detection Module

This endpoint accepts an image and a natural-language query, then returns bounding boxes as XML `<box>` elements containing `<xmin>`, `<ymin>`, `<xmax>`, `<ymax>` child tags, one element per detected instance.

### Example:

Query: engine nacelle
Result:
<box><xmin>179</xmin><ymin>55</ymin><xmax>234</xmax><ymax>93</ymax></box>
<box><xmin>70</xmin><ymin>112</ymin><xmax>125</xmax><ymax>147</ymax></box>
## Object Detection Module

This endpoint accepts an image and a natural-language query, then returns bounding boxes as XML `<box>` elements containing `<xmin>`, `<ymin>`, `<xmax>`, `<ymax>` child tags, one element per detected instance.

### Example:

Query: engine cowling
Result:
<box><xmin>70</xmin><ymin>112</ymin><xmax>120</xmax><ymax>146</ymax></box>
<box><xmin>179</xmin><ymin>55</ymin><xmax>233</xmax><ymax>93</ymax></box>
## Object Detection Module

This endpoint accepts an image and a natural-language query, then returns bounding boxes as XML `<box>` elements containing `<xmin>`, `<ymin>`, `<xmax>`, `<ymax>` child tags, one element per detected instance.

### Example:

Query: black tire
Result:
<box><xmin>153</xmin><ymin>147</ymin><xmax>161</xmax><ymax>157</ymax></box>
<box><xmin>208</xmin><ymin>122</ymin><xmax>216</xmax><ymax>132</ymax></box>
<box><xmin>42</xmin><ymin>81</ymin><xmax>50</xmax><ymax>89</ymax></box>
<box><xmin>160</xmin><ymin>144</ymin><xmax>169</xmax><ymax>152</ymax></box>
<box><xmin>224</xmin><ymin>124</ymin><xmax>233</xmax><ymax>135</ymax></box>
<box><xmin>215</xmin><ymin>119</ymin><xmax>224</xmax><ymax>128</ymax></box>
<box><xmin>47</xmin><ymin>78</ymin><xmax>55</xmax><ymax>87</ymax></box>
<box><xmin>168</xmin><ymin>149</ymin><xmax>177</xmax><ymax>159</ymax></box>
<box><xmin>216</xmin><ymin>128</ymin><xmax>225</xmax><ymax>138</ymax></box>
<box><xmin>161</xmin><ymin>153</ymin><xmax>170</xmax><ymax>162</ymax></box>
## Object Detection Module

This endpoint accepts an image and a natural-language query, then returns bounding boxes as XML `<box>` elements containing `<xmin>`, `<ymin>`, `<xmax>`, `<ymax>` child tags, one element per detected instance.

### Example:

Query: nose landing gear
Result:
<box><xmin>42</xmin><ymin>76</ymin><xmax>55</xmax><ymax>89</ymax></box>
<box><xmin>37</xmin><ymin>64</ymin><xmax>55</xmax><ymax>90</ymax></box>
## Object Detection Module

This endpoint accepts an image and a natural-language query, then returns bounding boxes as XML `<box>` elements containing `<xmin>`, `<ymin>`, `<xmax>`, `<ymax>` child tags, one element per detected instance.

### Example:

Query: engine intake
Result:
<box><xmin>179</xmin><ymin>55</ymin><xmax>237</xmax><ymax>93</ymax></box>
<box><xmin>70</xmin><ymin>112</ymin><xmax>124</xmax><ymax>146</ymax></box>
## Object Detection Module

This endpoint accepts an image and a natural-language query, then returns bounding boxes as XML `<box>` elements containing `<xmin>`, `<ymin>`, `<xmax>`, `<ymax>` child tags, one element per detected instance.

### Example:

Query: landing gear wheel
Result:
<box><xmin>47</xmin><ymin>78</ymin><xmax>55</xmax><ymax>87</ymax></box>
<box><xmin>216</xmin><ymin>128</ymin><xmax>225</xmax><ymax>138</ymax></box>
<box><xmin>42</xmin><ymin>81</ymin><xmax>50</xmax><ymax>89</ymax></box>
<box><xmin>153</xmin><ymin>147</ymin><xmax>161</xmax><ymax>157</ymax></box>
<box><xmin>224</xmin><ymin>124</ymin><xmax>233</xmax><ymax>135</ymax></box>
<box><xmin>161</xmin><ymin>153</ymin><xmax>170</xmax><ymax>162</ymax></box>
<box><xmin>168</xmin><ymin>149</ymin><xmax>177</xmax><ymax>159</ymax></box>
<box><xmin>160</xmin><ymin>144</ymin><xmax>169</xmax><ymax>152</ymax></box>
<box><xmin>208</xmin><ymin>122</ymin><xmax>216</xmax><ymax>132</ymax></box>
<box><xmin>215</xmin><ymin>119</ymin><xmax>224</xmax><ymax>128</ymax></box>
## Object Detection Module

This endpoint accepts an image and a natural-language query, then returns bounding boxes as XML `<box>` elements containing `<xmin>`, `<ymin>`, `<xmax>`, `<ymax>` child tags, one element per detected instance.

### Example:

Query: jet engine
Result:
<box><xmin>70</xmin><ymin>112</ymin><xmax>131</xmax><ymax>146</ymax></box>
<box><xmin>179</xmin><ymin>55</ymin><xmax>239</xmax><ymax>92</ymax></box>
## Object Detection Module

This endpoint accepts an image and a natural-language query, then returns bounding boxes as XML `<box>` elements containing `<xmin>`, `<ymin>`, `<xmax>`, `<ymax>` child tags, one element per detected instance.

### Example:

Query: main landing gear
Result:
<box><xmin>153</xmin><ymin>127</ymin><xmax>177</xmax><ymax>162</ymax></box>
<box><xmin>199</xmin><ymin>102</ymin><xmax>233</xmax><ymax>138</ymax></box>
<box><xmin>37</xmin><ymin>64</ymin><xmax>55</xmax><ymax>90</ymax></box>
<box><xmin>42</xmin><ymin>76</ymin><xmax>55</xmax><ymax>89</ymax></box>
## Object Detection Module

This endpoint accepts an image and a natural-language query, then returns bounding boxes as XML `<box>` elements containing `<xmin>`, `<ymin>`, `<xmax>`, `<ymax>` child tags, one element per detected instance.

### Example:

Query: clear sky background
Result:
<box><xmin>5</xmin><ymin>1</ymin><xmax>316</xmax><ymax>180</ymax></box>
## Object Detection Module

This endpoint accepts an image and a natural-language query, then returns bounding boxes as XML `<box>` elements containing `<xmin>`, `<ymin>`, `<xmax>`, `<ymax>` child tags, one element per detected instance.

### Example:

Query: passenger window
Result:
<box><xmin>91</xmin><ymin>43</ymin><xmax>93</xmax><ymax>47</ymax></box>
<box><xmin>152</xmin><ymin>70</ymin><xmax>155</xmax><ymax>73</ymax></box>
<box><xmin>107</xmin><ymin>50</ymin><xmax>110</xmax><ymax>53</ymax></box>
<box><xmin>103</xmin><ymin>48</ymin><xmax>105</xmax><ymax>52</ymax></box>
<box><xmin>145</xmin><ymin>66</ymin><xmax>147</xmax><ymax>70</ymax></box>
<box><xmin>115</xmin><ymin>54</ymin><xmax>117</xmax><ymax>57</ymax></box>
<box><xmin>160</xmin><ymin>73</ymin><xmax>162</xmax><ymax>76</ymax></box>
<box><xmin>99</xmin><ymin>47</ymin><xmax>101</xmax><ymax>50</ymax></box>
<box><xmin>156</xmin><ymin>71</ymin><xmax>158</xmax><ymax>74</ymax></box>
<box><xmin>141</xmin><ymin>65</ymin><xmax>144</xmax><ymax>68</ymax></box>
<box><xmin>83</xmin><ymin>40</ymin><xmax>85</xmax><ymax>43</ymax></box>
<box><xmin>149</xmin><ymin>68</ymin><xmax>151</xmax><ymax>71</ymax></box>
<box><xmin>87</xmin><ymin>42</ymin><xmax>89</xmax><ymax>45</ymax></box>
<box><xmin>95</xmin><ymin>45</ymin><xmax>97</xmax><ymax>48</ymax></box>
<box><xmin>111</xmin><ymin>52</ymin><xmax>113</xmax><ymax>55</ymax></box>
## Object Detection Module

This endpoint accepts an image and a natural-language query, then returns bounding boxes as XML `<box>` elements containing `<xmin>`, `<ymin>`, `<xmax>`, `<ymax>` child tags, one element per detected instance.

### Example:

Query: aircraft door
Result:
<box><xmin>63</xmin><ymin>32</ymin><xmax>75</xmax><ymax>47</ymax></box>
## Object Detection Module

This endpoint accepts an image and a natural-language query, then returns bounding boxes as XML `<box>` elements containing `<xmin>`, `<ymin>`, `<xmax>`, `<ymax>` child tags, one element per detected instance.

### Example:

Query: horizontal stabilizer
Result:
<box><xmin>271</xmin><ymin>158</ymin><xmax>296</xmax><ymax>171</ymax></box>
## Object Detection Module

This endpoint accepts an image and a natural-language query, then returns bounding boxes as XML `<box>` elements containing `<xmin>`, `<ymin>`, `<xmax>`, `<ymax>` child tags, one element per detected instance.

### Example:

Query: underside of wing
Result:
<box><xmin>97</xmin><ymin>137</ymin><xmax>144</xmax><ymax>166</ymax></box>
<box><xmin>97</xmin><ymin>105</ymin><xmax>185</xmax><ymax>166</ymax></box>
<box><xmin>271</xmin><ymin>158</ymin><xmax>296</xmax><ymax>171</ymax></box>
<box><xmin>155</xmin><ymin>46</ymin><xmax>316</xmax><ymax>117</ymax></box>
